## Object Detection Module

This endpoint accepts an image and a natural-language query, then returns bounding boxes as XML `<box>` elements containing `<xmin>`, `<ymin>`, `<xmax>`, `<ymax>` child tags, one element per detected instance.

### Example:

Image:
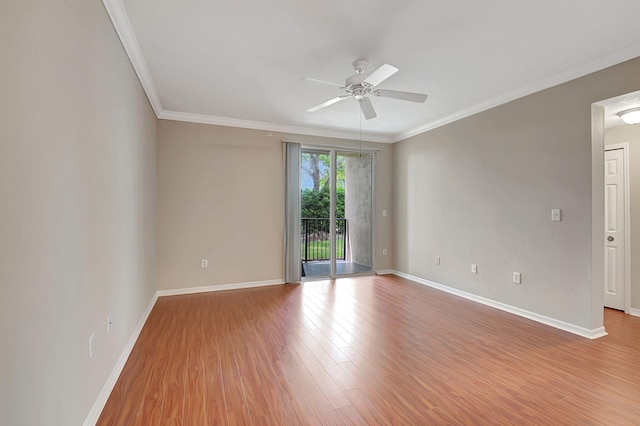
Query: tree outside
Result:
<box><xmin>301</xmin><ymin>152</ymin><xmax>345</xmax><ymax>218</ymax></box>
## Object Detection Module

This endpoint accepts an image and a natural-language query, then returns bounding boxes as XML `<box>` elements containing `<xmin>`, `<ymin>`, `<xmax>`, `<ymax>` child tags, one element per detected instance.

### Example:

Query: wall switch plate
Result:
<box><xmin>201</xmin><ymin>259</ymin><xmax>208</xmax><ymax>268</ymax></box>
<box><xmin>551</xmin><ymin>209</ymin><xmax>561</xmax><ymax>221</ymax></box>
<box><xmin>382</xmin><ymin>209</ymin><xmax>387</xmax><ymax>217</ymax></box>
<box><xmin>513</xmin><ymin>272</ymin><xmax>522</xmax><ymax>284</ymax></box>
<box><xmin>435</xmin><ymin>256</ymin><xmax>440</xmax><ymax>265</ymax></box>
<box><xmin>382</xmin><ymin>248</ymin><xmax>388</xmax><ymax>256</ymax></box>
<box><xmin>471</xmin><ymin>264</ymin><xmax>477</xmax><ymax>274</ymax></box>
<box><xmin>107</xmin><ymin>314</ymin><xmax>112</xmax><ymax>333</ymax></box>
<box><xmin>89</xmin><ymin>334</ymin><xmax>96</xmax><ymax>359</ymax></box>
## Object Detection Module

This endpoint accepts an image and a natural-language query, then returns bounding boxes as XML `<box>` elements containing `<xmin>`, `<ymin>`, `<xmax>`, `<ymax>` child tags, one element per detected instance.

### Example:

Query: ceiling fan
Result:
<box><xmin>305</xmin><ymin>60</ymin><xmax>428</xmax><ymax>120</ymax></box>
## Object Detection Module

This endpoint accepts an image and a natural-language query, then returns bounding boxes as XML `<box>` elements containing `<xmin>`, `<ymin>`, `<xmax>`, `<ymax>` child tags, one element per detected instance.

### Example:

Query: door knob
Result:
<box><xmin>607</xmin><ymin>236</ymin><xmax>614</xmax><ymax>242</ymax></box>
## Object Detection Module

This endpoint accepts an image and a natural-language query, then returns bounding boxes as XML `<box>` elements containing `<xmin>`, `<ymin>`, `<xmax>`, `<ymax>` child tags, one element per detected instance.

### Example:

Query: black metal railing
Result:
<box><xmin>301</xmin><ymin>218</ymin><xmax>347</xmax><ymax>262</ymax></box>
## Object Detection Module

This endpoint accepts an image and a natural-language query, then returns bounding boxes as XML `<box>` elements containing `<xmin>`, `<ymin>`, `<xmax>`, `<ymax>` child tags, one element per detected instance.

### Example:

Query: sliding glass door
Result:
<box><xmin>300</xmin><ymin>148</ymin><xmax>373</xmax><ymax>279</ymax></box>
<box><xmin>337</xmin><ymin>151</ymin><xmax>373</xmax><ymax>275</ymax></box>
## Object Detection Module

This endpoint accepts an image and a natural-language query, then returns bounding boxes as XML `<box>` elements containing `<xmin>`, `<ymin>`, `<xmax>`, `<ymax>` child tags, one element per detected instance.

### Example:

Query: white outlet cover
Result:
<box><xmin>513</xmin><ymin>272</ymin><xmax>522</xmax><ymax>284</ymax></box>
<box><xmin>471</xmin><ymin>264</ymin><xmax>478</xmax><ymax>274</ymax></box>
<box><xmin>202</xmin><ymin>259</ymin><xmax>208</xmax><ymax>268</ymax></box>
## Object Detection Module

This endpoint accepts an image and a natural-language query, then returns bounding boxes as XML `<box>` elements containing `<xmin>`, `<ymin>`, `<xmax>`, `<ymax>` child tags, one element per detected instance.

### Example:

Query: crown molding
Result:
<box><xmin>104</xmin><ymin>0</ymin><xmax>640</xmax><ymax>145</ymax></box>
<box><xmin>158</xmin><ymin>110</ymin><xmax>394</xmax><ymax>143</ymax></box>
<box><xmin>102</xmin><ymin>0</ymin><xmax>163</xmax><ymax>115</ymax></box>
<box><xmin>394</xmin><ymin>43</ymin><xmax>640</xmax><ymax>143</ymax></box>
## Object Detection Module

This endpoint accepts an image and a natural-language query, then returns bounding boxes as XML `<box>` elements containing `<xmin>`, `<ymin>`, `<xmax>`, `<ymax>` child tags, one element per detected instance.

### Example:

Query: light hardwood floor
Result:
<box><xmin>97</xmin><ymin>275</ymin><xmax>640</xmax><ymax>425</ymax></box>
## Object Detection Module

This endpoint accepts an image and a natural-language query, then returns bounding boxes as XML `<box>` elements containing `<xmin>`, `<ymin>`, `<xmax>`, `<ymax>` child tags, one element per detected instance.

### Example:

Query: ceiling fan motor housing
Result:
<box><xmin>345</xmin><ymin>74</ymin><xmax>373</xmax><ymax>99</ymax></box>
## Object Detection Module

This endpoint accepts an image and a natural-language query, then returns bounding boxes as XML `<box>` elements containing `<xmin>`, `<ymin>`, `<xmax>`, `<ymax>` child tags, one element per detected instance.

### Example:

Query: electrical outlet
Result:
<box><xmin>201</xmin><ymin>259</ymin><xmax>208</xmax><ymax>268</ymax></box>
<box><xmin>382</xmin><ymin>248</ymin><xmax>388</xmax><ymax>256</ymax></box>
<box><xmin>513</xmin><ymin>272</ymin><xmax>522</xmax><ymax>284</ymax></box>
<box><xmin>89</xmin><ymin>334</ymin><xmax>96</xmax><ymax>359</ymax></box>
<box><xmin>107</xmin><ymin>314</ymin><xmax>112</xmax><ymax>333</ymax></box>
<box><xmin>471</xmin><ymin>264</ymin><xmax>478</xmax><ymax>274</ymax></box>
<box><xmin>435</xmin><ymin>256</ymin><xmax>440</xmax><ymax>265</ymax></box>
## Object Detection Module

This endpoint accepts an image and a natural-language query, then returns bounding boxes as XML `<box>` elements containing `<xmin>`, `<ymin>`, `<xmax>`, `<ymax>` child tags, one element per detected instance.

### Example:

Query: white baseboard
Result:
<box><xmin>390</xmin><ymin>270</ymin><xmax>608</xmax><ymax>340</ymax></box>
<box><xmin>84</xmin><ymin>278</ymin><xmax>285</xmax><ymax>424</ymax></box>
<box><xmin>83</xmin><ymin>292</ymin><xmax>158</xmax><ymax>426</ymax></box>
<box><xmin>630</xmin><ymin>308</ymin><xmax>640</xmax><ymax>317</ymax></box>
<box><xmin>156</xmin><ymin>278</ymin><xmax>285</xmax><ymax>297</ymax></box>
<box><xmin>376</xmin><ymin>269</ymin><xmax>394</xmax><ymax>275</ymax></box>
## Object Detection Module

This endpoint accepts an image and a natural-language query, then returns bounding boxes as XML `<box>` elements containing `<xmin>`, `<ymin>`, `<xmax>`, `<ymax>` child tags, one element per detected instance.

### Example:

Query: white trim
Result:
<box><xmin>84</xmin><ymin>279</ymin><xmax>284</xmax><ymax>423</ymax></box>
<box><xmin>83</xmin><ymin>292</ymin><xmax>158</xmax><ymax>426</ymax></box>
<box><xmin>390</xmin><ymin>270</ymin><xmax>608</xmax><ymax>339</ymax></box>
<box><xmin>102</xmin><ymin>0</ymin><xmax>640</xmax><ymax>145</ymax></box>
<box><xmin>376</xmin><ymin>269</ymin><xmax>394</xmax><ymax>275</ymax></box>
<box><xmin>101</xmin><ymin>0</ymin><xmax>163</xmax><ymax>116</ymax></box>
<box><xmin>156</xmin><ymin>279</ymin><xmax>285</xmax><ymax>297</ymax></box>
<box><xmin>159</xmin><ymin>110</ymin><xmax>394</xmax><ymax>144</ymax></box>
<box><xmin>395</xmin><ymin>44</ymin><xmax>640</xmax><ymax>142</ymax></box>
<box><xmin>605</xmin><ymin>143</ymin><xmax>632</xmax><ymax>314</ymax></box>
<box><xmin>630</xmin><ymin>308</ymin><xmax>640</xmax><ymax>317</ymax></box>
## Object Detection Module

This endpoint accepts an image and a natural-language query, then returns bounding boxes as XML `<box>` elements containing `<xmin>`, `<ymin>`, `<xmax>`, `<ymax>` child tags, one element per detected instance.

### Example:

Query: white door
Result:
<box><xmin>604</xmin><ymin>148</ymin><xmax>626</xmax><ymax>311</ymax></box>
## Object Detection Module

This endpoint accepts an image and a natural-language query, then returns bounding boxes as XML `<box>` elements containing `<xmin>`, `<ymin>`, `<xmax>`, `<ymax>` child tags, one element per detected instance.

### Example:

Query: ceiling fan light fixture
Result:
<box><xmin>617</xmin><ymin>107</ymin><xmax>640</xmax><ymax>124</ymax></box>
<box><xmin>304</xmin><ymin>60</ymin><xmax>427</xmax><ymax>120</ymax></box>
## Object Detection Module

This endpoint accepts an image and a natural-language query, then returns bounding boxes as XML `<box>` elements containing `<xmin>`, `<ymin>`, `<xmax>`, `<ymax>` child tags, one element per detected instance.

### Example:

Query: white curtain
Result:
<box><xmin>283</xmin><ymin>142</ymin><xmax>301</xmax><ymax>283</ymax></box>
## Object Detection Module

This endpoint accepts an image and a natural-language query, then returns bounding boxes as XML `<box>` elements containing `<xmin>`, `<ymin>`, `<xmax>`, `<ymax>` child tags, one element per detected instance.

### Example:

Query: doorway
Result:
<box><xmin>593</xmin><ymin>91</ymin><xmax>639</xmax><ymax>321</ymax></box>
<box><xmin>604</xmin><ymin>144</ymin><xmax>631</xmax><ymax>312</ymax></box>
<box><xmin>300</xmin><ymin>148</ymin><xmax>374</xmax><ymax>278</ymax></box>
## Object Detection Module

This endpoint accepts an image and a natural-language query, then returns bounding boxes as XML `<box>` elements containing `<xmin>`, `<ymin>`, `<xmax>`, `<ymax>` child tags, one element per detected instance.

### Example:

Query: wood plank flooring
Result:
<box><xmin>97</xmin><ymin>275</ymin><xmax>640</xmax><ymax>425</ymax></box>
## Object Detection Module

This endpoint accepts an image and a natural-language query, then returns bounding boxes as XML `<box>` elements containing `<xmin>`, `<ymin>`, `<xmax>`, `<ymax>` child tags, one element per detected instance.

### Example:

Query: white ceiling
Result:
<box><xmin>106</xmin><ymin>0</ymin><xmax>640</xmax><ymax>142</ymax></box>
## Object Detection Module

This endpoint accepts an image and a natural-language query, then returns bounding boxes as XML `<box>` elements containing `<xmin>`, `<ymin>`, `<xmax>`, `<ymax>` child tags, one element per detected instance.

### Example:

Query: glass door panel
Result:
<box><xmin>300</xmin><ymin>150</ymin><xmax>332</xmax><ymax>278</ymax></box>
<box><xmin>336</xmin><ymin>152</ymin><xmax>373</xmax><ymax>275</ymax></box>
<box><xmin>300</xmin><ymin>148</ymin><xmax>374</xmax><ymax>279</ymax></box>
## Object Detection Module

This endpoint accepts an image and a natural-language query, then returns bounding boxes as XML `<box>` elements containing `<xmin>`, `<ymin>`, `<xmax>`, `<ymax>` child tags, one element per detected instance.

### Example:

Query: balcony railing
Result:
<box><xmin>301</xmin><ymin>218</ymin><xmax>347</xmax><ymax>262</ymax></box>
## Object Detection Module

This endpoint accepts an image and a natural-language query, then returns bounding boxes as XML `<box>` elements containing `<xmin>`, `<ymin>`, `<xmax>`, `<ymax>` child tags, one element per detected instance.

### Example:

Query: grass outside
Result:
<box><xmin>301</xmin><ymin>238</ymin><xmax>345</xmax><ymax>261</ymax></box>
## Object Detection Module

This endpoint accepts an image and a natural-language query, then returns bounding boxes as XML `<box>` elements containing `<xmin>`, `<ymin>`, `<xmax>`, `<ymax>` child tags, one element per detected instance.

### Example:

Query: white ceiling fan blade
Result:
<box><xmin>307</xmin><ymin>96</ymin><xmax>349</xmax><ymax>112</ymax></box>
<box><xmin>374</xmin><ymin>89</ymin><xmax>428</xmax><ymax>103</ymax></box>
<box><xmin>363</xmin><ymin>64</ymin><xmax>398</xmax><ymax>88</ymax></box>
<box><xmin>359</xmin><ymin>97</ymin><xmax>377</xmax><ymax>120</ymax></box>
<box><xmin>302</xmin><ymin>77</ymin><xmax>343</xmax><ymax>88</ymax></box>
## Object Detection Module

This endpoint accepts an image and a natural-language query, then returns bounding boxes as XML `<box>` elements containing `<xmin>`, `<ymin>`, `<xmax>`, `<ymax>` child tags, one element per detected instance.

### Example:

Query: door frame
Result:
<box><xmin>299</xmin><ymin>144</ymin><xmax>377</xmax><ymax>280</ymax></box>
<box><xmin>605</xmin><ymin>143</ymin><xmax>631</xmax><ymax>314</ymax></box>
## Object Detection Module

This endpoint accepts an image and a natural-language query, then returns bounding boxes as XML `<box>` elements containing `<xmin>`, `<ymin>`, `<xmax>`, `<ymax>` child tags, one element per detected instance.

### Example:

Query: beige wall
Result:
<box><xmin>5</xmin><ymin>1</ymin><xmax>637</xmax><ymax>422</ymax></box>
<box><xmin>605</xmin><ymin>124</ymin><xmax>640</xmax><ymax>310</ymax></box>
<box><xmin>156</xmin><ymin>120</ymin><xmax>393</xmax><ymax>290</ymax></box>
<box><xmin>0</xmin><ymin>1</ymin><xmax>157</xmax><ymax>425</ymax></box>
<box><xmin>392</xmin><ymin>57</ymin><xmax>640</xmax><ymax>331</ymax></box>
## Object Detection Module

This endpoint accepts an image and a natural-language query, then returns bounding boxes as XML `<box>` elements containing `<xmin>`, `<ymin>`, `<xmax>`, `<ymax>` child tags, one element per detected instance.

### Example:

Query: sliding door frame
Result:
<box><xmin>298</xmin><ymin>144</ymin><xmax>377</xmax><ymax>280</ymax></box>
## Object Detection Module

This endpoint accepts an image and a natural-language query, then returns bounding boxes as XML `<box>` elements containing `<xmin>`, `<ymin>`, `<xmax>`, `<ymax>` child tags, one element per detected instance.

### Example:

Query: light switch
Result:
<box><xmin>551</xmin><ymin>209</ymin><xmax>561</xmax><ymax>222</ymax></box>
<box><xmin>513</xmin><ymin>272</ymin><xmax>522</xmax><ymax>284</ymax></box>
<box><xmin>382</xmin><ymin>209</ymin><xmax>387</xmax><ymax>217</ymax></box>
